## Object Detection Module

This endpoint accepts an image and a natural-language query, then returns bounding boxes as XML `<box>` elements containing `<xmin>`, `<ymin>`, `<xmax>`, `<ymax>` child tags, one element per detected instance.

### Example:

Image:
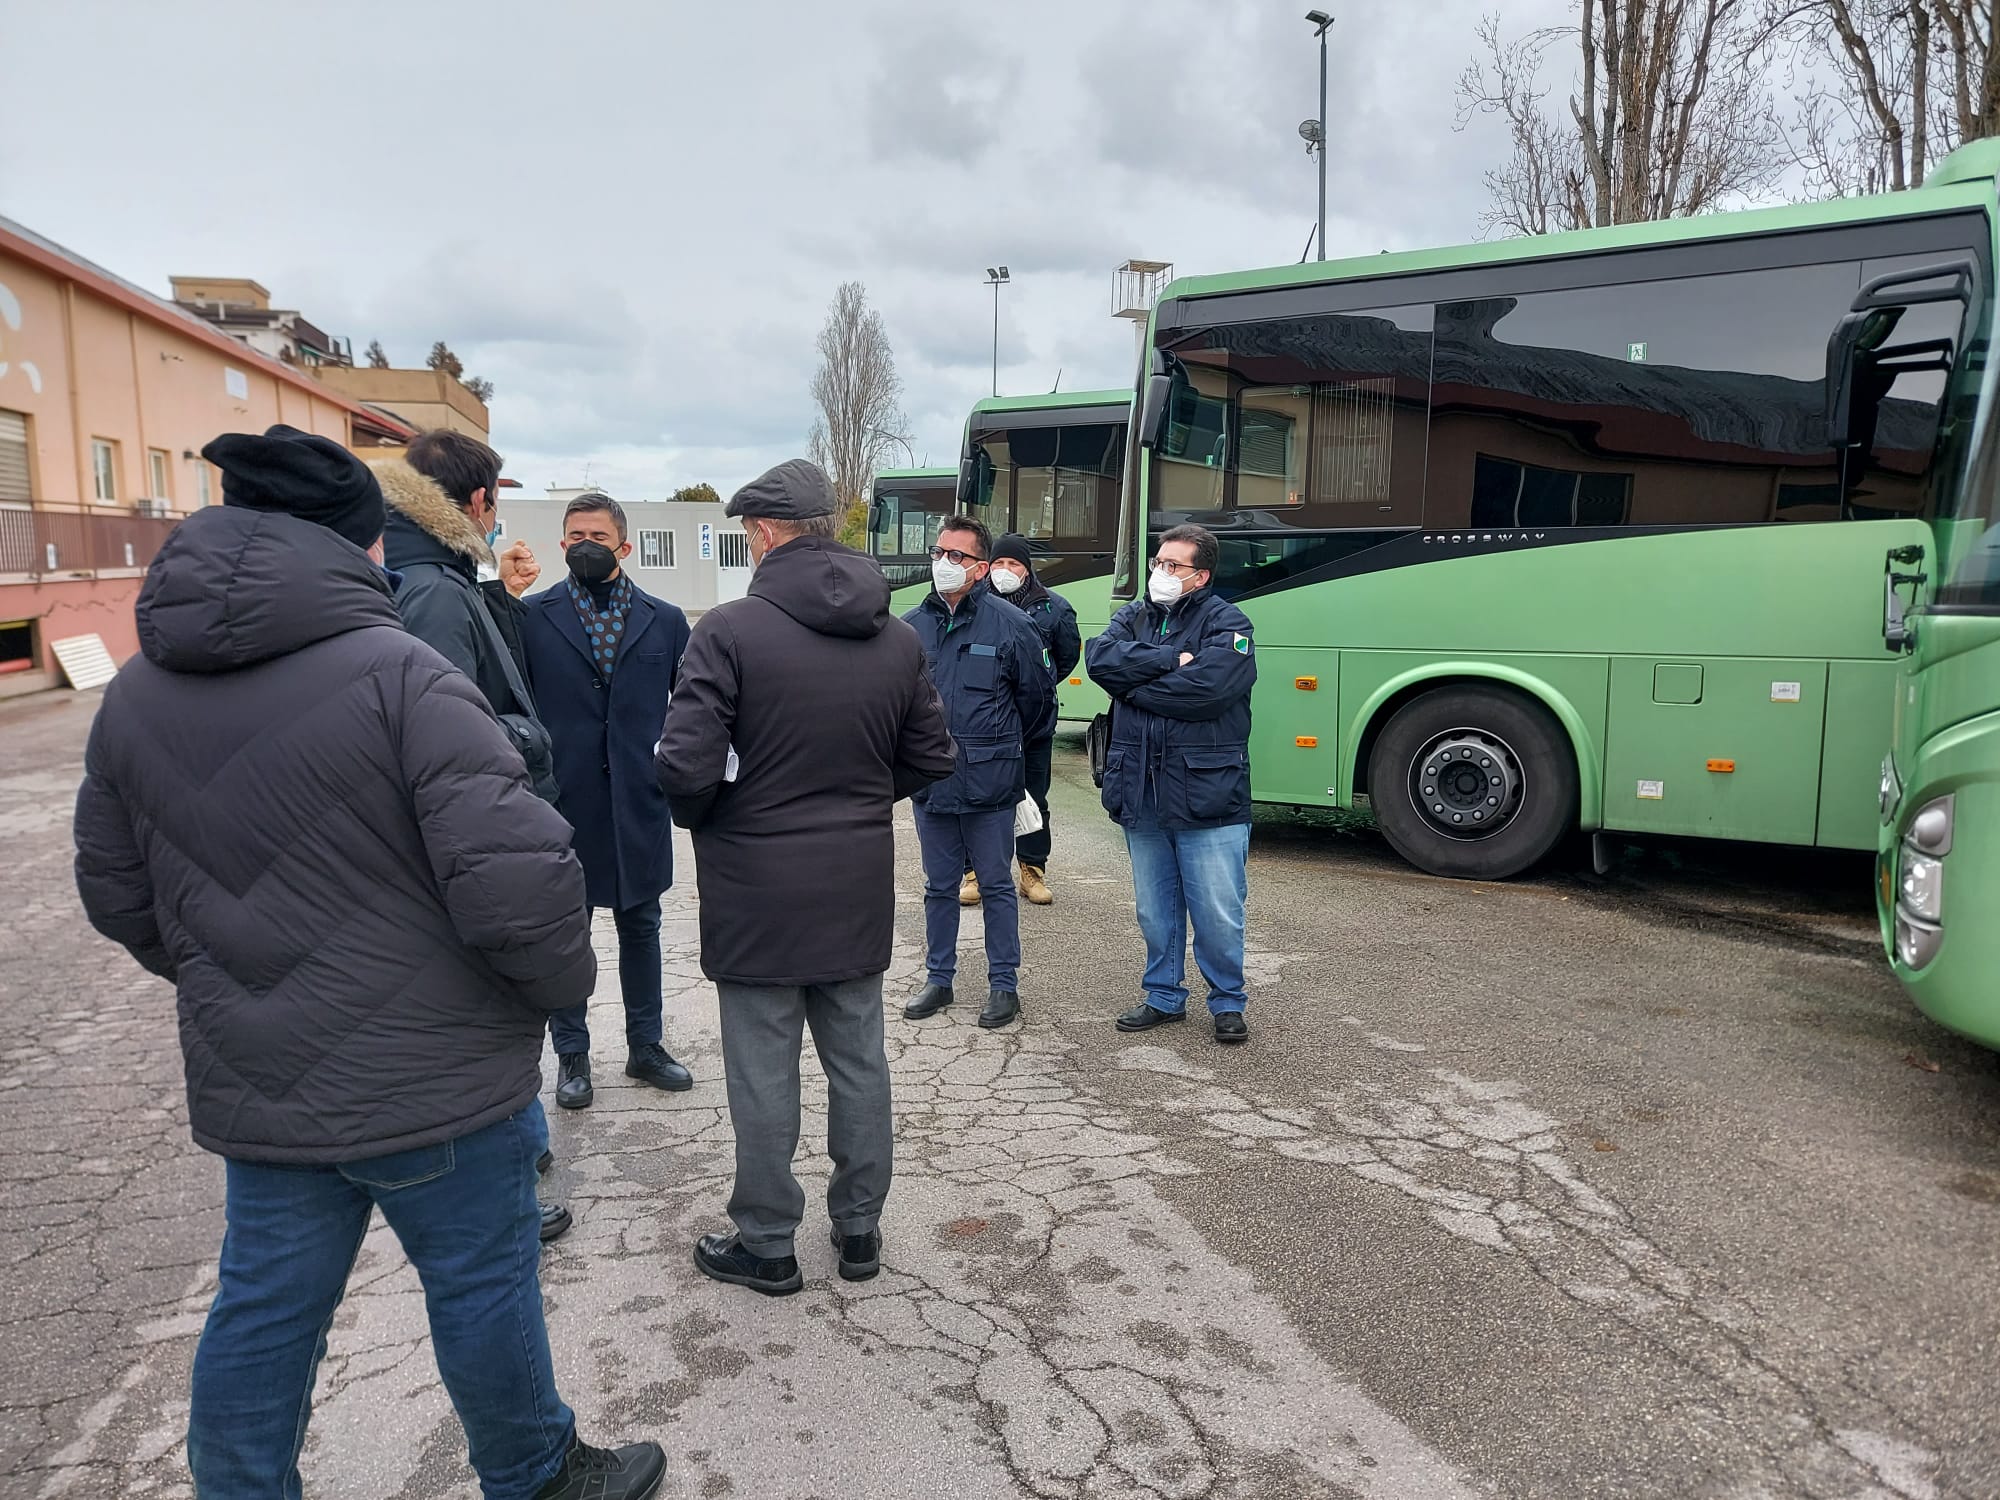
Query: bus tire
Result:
<box><xmin>1367</xmin><ymin>685</ymin><xmax>1578</xmax><ymax>881</ymax></box>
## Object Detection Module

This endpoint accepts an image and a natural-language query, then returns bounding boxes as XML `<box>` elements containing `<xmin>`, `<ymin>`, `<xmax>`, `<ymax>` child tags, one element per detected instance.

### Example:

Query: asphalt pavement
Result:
<box><xmin>3</xmin><ymin>689</ymin><xmax>1996</xmax><ymax>1499</ymax></box>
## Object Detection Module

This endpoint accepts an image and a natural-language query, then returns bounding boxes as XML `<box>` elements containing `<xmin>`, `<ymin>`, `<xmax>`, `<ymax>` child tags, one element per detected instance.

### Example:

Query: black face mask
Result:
<box><xmin>565</xmin><ymin>540</ymin><xmax>618</xmax><ymax>584</ymax></box>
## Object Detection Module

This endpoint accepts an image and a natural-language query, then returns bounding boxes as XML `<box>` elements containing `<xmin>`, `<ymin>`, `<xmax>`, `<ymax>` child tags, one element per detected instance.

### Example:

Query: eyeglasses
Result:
<box><xmin>1150</xmin><ymin>557</ymin><xmax>1202</xmax><ymax>576</ymax></box>
<box><xmin>929</xmin><ymin>546</ymin><xmax>986</xmax><ymax>565</ymax></box>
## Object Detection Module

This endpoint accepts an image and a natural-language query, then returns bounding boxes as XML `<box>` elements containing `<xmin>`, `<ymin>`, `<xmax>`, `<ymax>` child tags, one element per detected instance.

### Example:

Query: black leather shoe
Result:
<box><xmin>693</xmin><ymin>1232</ymin><xmax>804</xmax><ymax>1296</ymax></box>
<box><xmin>625</xmin><ymin>1043</ymin><xmax>694</xmax><ymax>1092</ymax></box>
<box><xmin>556</xmin><ymin>1052</ymin><xmax>592</xmax><ymax>1110</ymax></box>
<box><xmin>1115</xmin><ymin>1002</ymin><xmax>1186</xmax><ymax>1033</ymax></box>
<box><xmin>538</xmin><ymin>1201</ymin><xmax>572</xmax><ymax>1243</ymax></box>
<box><xmin>531</xmin><ymin>1435</ymin><xmax>667</xmax><ymax>1500</ymax></box>
<box><xmin>903</xmin><ymin>983</ymin><xmax>954</xmax><ymax>1020</ymax></box>
<box><xmin>832</xmin><ymin>1224</ymin><xmax>881</xmax><ymax>1282</ymax></box>
<box><xmin>536</xmin><ymin>1148</ymin><xmax>554</xmax><ymax>1176</ymax></box>
<box><xmin>1214</xmin><ymin>1012</ymin><xmax>1249</xmax><ymax>1045</ymax></box>
<box><xmin>978</xmin><ymin>989</ymin><xmax>1020</xmax><ymax>1029</ymax></box>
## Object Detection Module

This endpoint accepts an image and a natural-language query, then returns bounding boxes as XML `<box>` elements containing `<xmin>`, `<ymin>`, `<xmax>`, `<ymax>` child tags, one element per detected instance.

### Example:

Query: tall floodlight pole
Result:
<box><xmin>985</xmin><ymin>266</ymin><xmax>1010</xmax><ymax>395</ymax></box>
<box><xmin>1307</xmin><ymin>11</ymin><xmax>1333</xmax><ymax>260</ymax></box>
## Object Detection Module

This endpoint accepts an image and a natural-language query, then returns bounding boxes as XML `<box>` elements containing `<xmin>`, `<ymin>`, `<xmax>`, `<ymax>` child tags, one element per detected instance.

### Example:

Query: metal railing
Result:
<box><xmin>0</xmin><ymin>506</ymin><xmax>182</xmax><ymax>576</ymax></box>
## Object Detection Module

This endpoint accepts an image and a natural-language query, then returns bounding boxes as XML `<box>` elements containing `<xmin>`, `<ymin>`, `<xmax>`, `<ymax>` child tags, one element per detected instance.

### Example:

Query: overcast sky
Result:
<box><xmin>2</xmin><ymin>0</ymin><xmax>1580</xmax><ymax>500</ymax></box>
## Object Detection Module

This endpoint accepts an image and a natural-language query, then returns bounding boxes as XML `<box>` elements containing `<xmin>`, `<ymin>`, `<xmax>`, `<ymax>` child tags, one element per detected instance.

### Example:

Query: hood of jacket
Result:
<box><xmin>748</xmin><ymin>535</ymin><xmax>889</xmax><ymax>640</ymax></box>
<box><xmin>373</xmin><ymin>458</ymin><xmax>494</xmax><ymax>574</ymax></box>
<box><xmin>135</xmin><ymin>506</ymin><xmax>403</xmax><ymax>674</ymax></box>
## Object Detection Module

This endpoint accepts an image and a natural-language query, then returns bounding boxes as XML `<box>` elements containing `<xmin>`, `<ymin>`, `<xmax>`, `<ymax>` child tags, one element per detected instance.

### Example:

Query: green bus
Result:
<box><xmin>1826</xmin><ymin>177</ymin><xmax>2000</xmax><ymax>1046</ymax></box>
<box><xmin>1114</xmin><ymin>143</ymin><xmax>1999</xmax><ymax>903</ymax></box>
<box><xmin>870</xmin><ymin>390</ymin><xmax>1131</xmax><ymax>721</ymax></box>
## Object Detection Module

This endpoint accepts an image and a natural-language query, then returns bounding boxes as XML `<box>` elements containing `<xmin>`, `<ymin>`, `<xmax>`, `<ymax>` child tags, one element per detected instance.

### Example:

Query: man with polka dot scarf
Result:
<box><xmin>521</xmin><ymin>493</ymin><xmax>696</xmax><ymax>1111</ymax></box>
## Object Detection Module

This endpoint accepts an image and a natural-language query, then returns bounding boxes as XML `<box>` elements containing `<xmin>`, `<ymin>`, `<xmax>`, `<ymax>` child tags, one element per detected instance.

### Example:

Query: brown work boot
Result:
<box><xmin>1018</xmin><ymin>863</ymin><xmax>1053</xmax><ymax>905</ymax></box>
<box><xmin>959</xmin><ymin>870</ymin><xmax>980</xmax><ymax>906</ymax></box>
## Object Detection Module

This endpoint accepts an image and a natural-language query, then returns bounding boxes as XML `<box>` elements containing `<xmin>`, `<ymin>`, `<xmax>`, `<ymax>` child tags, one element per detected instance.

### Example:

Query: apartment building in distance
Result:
<box><xmin>0</xmin><ymin>216</ymin><xmax>412</xmax><ymax>694</ymax></box>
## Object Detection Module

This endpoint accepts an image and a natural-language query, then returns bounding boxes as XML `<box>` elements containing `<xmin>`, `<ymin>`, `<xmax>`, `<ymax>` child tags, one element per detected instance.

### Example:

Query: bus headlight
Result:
<box><xmin>1894</xmin><ymin>796</ymin><xmax>1954</xmax><ymax>970</ymax></box>
<box><xmin>1899</xmin><ymin>851</ymin><xmax>1944</xmax><ymax>923</ymax></box>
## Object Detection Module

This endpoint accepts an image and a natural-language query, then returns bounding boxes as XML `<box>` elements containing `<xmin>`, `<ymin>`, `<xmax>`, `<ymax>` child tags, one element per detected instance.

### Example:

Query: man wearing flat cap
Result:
<box><xmin>657</xmin><ymin>459</ymin><xmax>953</xmax><ymax>1297</ymax></box>
<box><xmin>74</xmin><ymin>425</ymin><xmax>666</xmax><ymax>1498</ymax></box>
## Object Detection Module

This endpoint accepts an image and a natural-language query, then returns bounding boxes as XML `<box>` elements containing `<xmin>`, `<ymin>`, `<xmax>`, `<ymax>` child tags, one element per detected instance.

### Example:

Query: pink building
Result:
<box><xmin>0</xmin><ymin>216</ymin><xmax>411</xmax><ymax>693</ymax></box>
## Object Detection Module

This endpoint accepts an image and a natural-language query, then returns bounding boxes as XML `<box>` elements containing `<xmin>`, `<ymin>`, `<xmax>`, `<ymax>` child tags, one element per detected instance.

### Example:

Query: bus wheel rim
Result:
<box><xmin>1408</xmin><ymin>727</ymin><xmax>1525</xmax><ymax>842</ymax></box>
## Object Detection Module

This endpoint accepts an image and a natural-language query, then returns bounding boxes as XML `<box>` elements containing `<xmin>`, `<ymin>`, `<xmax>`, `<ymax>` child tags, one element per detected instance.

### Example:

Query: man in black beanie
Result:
<box><xmin>75</xmin><ymin>424</ymin><xmax>666</xmax><ymax>1498</ymax></box>
<box><xmin>970</xmin><ymin>532</ymin><xmax>1080</xmax><ymax>906</ymax></box>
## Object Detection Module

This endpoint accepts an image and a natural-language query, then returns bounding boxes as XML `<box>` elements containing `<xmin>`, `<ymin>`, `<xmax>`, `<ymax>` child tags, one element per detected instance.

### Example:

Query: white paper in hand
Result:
<box><xmin>1014</xmin><ymin>793</ymin><xmax>1043</xmax><ymax>837</ymax></box>
<box><xmin>724</xmin><ymin>746</ymin><xmax>740</xmax><ymax>783</ymax></box>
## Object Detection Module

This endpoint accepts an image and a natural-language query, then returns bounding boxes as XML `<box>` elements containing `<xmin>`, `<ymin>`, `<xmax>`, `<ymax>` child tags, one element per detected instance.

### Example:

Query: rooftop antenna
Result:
<box><xmin>1051</xmin><ymin>367</ymin><xmax>1063</xmax><ymax>392</ymax></box>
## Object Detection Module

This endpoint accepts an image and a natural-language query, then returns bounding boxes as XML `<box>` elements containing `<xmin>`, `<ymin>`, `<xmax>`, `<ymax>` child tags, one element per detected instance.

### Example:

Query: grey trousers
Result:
<box><xmin>716</xmin><ymin>972</ymin><xmax>894</xmax><ymax>1258</ymax></box>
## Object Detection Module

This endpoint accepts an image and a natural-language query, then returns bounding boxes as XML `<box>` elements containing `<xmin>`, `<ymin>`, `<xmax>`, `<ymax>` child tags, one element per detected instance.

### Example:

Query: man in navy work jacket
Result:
<box><xmin>522</xmin><ymin>493</ymin><xmax>696</xmax><ymax>1106</ymax></box>
<box><xmin>968</xmin><ymin>531</ymin><xmax>1081</xmax><ymax>908</ymax></box>
<box><xmin>902</xmin><ymin>514</ymin><xmax>1056</xmax><ymax>1030</ymax></box>
<box><xmin>1084</xmin><ymin>523</ymin><xmax>1257</xmax><ymax>1045</ymax></box>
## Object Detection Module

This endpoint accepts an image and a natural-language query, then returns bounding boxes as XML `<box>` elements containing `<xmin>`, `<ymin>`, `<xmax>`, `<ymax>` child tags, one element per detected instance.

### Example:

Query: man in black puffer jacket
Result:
<box><xmin>73</xmin><ymin>425</ymin><xmax>666</xmax><ymax>1500</ymax></box>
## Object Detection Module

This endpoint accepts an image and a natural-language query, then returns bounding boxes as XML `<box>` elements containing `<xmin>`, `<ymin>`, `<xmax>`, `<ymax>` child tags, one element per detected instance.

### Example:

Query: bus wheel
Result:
<box><xmin>1367</xmin><ymin>685</ymin><xmax>1578</xmax><ymax>881</ymax></box>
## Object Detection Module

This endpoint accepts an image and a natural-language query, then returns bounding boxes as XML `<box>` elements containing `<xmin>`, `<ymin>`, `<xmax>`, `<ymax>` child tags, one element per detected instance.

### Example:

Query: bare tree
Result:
<box><xmin>364</xmin><ymin>339</ymin><xmax>390</xmax><ymax>369</ymax></box>
<box><xmin>1759</xmin><ymin>1</ymin><xmax>1996</xmax><ymax>195</ymax></box>
<box><xmin>425</xmin><ymin>341</ymin><xmax>465</xmax><ymax>379</ymax></box>
<box><xmin>807</xmin><ymin>282</ymin><xmax>907</xmax><ymax>521</ymax></box>
<box><xmin>1458</xmin><ymin>2</ymin><xmax>1784</xmax><ymax>235</ymax></box>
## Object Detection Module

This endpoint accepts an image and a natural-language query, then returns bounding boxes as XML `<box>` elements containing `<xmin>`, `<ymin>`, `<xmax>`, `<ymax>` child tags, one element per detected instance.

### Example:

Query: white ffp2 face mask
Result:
<box><xmin>991</xmin><ymin>569</ymin><xmax>1025</xmax><ymax>595</ymax></box>
<box><xmin>932</xmin><ymin>558</ymin><xmax>969</xmax><ymax>594</ymax></box>
<box><xmin>1148</xmin><ymin>567</ymin><xmax>1186</xmax><ymax>606</ymax></box>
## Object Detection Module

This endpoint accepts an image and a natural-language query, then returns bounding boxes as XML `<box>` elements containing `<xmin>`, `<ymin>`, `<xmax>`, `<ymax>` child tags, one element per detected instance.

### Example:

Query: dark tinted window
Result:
<box><xmin>1011</xmin><ymin>422</ymin><xmax>1123</xmax><ymax>548</ymax></box>
<box><xmin>1427</xmin><ymin>260</ymin><xmax>1955</xmax><ymax>528</ymax></box>
<box><xmin>1151</xmin><ymin>527</ymin><xmax>1406</xmax><ymax>600</ymax></box>
<box><xmin>1152</xmin><ymin>305</ymin><xmax>1433</xmax><ymax>529</ymax></box>
<box><xmin>870</xmin><ymin>486</ymin><xmax>950</xmax><ymax>559</ymax></box>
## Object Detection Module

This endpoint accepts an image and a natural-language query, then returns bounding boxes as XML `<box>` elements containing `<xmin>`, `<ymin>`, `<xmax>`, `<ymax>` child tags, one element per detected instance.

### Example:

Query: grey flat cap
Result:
<box><xmin>726</xmin><ymin>459</ymin><xmax>837</xmax><ymax>520</ymax></box>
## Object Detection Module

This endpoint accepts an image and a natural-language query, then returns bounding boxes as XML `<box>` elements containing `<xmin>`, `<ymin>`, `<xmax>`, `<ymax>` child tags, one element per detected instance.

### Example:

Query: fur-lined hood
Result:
<box><xmin>370</xmin><ymin>459</ymin><xmax>493</xmax><ymax>568</ymax></box>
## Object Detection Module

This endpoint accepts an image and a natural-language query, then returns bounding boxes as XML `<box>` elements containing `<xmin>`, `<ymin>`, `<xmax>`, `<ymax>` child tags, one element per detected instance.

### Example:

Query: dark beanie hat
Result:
<box><xmin>991</xmin><ymin>533</ymin><xmax>1035</xmax><ymax>570</ymax></box>
<box><xmin>201</xmin><ymin>424</ymin><xmax>386</xmax><ymax>551</ymax></box>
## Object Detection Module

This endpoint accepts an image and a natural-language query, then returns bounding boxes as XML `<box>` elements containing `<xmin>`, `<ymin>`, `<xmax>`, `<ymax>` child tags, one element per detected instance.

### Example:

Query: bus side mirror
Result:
<box><xmin>866</xmin><ymin>501</ymin><xmax>883</xmax><ymax>536</ymax></box>
<box><xmin>1826</xmin><ymin>308</ymin><xmax>1895</xmax><ymax>448</ymax></box>
<box><xmin>957</xmin><ymin>455</ymin><xmax>975</xmax><ymax>506</ymax></box>
<box><xmin>1139</xmin><ymin>371</ymin><xmax>1172</xmax><ymax>449</ymax></box>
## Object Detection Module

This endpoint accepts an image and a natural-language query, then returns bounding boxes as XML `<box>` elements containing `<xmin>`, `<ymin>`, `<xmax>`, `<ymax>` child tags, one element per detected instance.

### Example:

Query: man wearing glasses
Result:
<box><xmin>1084</xmin><ymin>524</ymin><xmax>1257</xmax><ymax>1044</ymax></box>
<box><xmin>902</xmin><ymin>516</ymin><xmax>1056</xmax><ymax>1030</ymax></box>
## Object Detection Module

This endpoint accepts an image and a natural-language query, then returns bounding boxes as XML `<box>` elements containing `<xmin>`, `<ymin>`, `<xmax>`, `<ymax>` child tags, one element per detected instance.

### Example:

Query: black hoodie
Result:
<box><xmin>657</xmin><ymin>534</ymin><xmax>955</xmax><ymax>985</ymax></box>
<box><xmin>73</xmin><ymin>505</ymin><xmax>595</xmax><ymax>1162</ymax></box>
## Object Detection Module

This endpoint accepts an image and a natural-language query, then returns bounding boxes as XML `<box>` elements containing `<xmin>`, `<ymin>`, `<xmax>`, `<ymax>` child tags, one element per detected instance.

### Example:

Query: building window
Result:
<box><xmin>716</xmin><ymin>532</ymin><xmax>751</xmax><ymax>569</ymax></box>
<box><xmin>91</xmin><ymin>439</ymin><xmax>119</xmax><ymax>503</ymax></box>
<box><xmin>148</xmin><ymin>448</ymin><xmax>172</xmax><ymax>500</ymax></box>
<box><xmin>196</xmin><ymin>463</ymin><xmax>213</xmax><ymax>507</ymax></box>
<box><xmin>637</xmin><ymin>529</ymin><xmax>675</xmax><ymax>568</ymax></box>
<box><xmin>0</xmin><ymin>410</ymin><xmax>30</xmax><ymax>503</ymax></box>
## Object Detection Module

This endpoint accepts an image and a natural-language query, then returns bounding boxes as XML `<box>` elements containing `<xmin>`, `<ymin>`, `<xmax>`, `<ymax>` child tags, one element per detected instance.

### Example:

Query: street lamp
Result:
<box><xmin>1306</xmin><ymin>10</ymin><xmax>1333</xmax><ymax>261</ymax></box>
<box><xmin>985</xmin><ymin>266</ymin><xmax>1010</xmax><ymax>396</ymax></box>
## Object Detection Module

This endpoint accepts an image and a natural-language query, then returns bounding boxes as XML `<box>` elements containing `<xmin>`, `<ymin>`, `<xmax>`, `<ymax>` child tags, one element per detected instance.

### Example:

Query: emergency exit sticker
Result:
<box><xmin>1637</xmin><ymin>779</ymin><xmax>1665</xmax><ymax>800</ymax></box>
<box><xmin>1771</xmin><ymin>681</ymin><xmax>1802</xmax><ymax>703</ymax></box>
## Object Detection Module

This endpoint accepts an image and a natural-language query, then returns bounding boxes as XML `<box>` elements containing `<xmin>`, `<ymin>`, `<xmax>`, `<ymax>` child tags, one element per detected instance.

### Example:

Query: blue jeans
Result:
<box><xmin>549</xmin><ymin>897</ymin><xmax>662</xmax><ymax>1055</ymax></box>
<box><xmin>1124</xmin><ymin>823</ymin><xmax>1250</xmax><ymax>1015</ymax></box>
<box><xmin>915</xmin><ymin>804</ymin><xmax>1019</xmax><ymax>989</ymax></box>
<box><xmin>187</xmin><ymin>1104</ymin><xmax>574</xmax><ymax>1500</ymax></box>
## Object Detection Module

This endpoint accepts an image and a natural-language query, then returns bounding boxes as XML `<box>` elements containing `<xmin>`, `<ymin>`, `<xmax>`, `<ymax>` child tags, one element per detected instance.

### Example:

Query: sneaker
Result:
<box><xmin>1018</xmin><ymin>863</ymin><xmax>1053</xmax><ymax>905</ymax></box>
<box><xmin>831</xmin><ymin>1224</ymin><xmax>881</xmax><ymax>1282</ymax></box>
<box><xmin>538</xmin><ymin>1201</ymin><xmax>572</xmax><ymax>1243</ymax></box>
<box><xmin>556</xmin><ymin>1052</ymin><xmax>593</xmax><ymax>1110</ymax></box>
<box><xmin>693</xmin><ymin>1232</ymin><xmax>804</xmax><ymax>1296</ymax></box>
<box><xmin>625</xmin><ymin>1042</ymin><xmax>694</xmax><ymax>1092</ymax></box>
<box><xmin>959</xmin><ymin>870</ymin><xmax>981</xmax><ymax>906</ymax></box>
<box><xmin>531</xmin><ymin>1435</ymin><xmax>667</xmax><ymax>1500</ymax></box>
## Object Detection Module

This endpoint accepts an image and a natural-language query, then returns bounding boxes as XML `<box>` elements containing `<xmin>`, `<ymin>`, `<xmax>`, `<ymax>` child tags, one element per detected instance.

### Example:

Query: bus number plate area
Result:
<box><xmin>1603</xmin><ymin>659</ymin><xmax>1828</xmax><ymax>845</ymax></box>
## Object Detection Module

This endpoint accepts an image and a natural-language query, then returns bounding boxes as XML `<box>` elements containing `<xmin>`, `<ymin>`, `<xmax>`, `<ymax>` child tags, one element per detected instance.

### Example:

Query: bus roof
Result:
<box><xmin>969</xmin><ymin>388</ymin><xmax>1131</xmax><ymax>417</ymax></box>
<box><xmin>872</xmin><ymin>467</ymin><xmax>956</xmax><ymax>484</ymax></box>
<box><xmin>1159</xmin><ymin>138</ymin><xmax>2000</xmax><ymax>306</ymax></box>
